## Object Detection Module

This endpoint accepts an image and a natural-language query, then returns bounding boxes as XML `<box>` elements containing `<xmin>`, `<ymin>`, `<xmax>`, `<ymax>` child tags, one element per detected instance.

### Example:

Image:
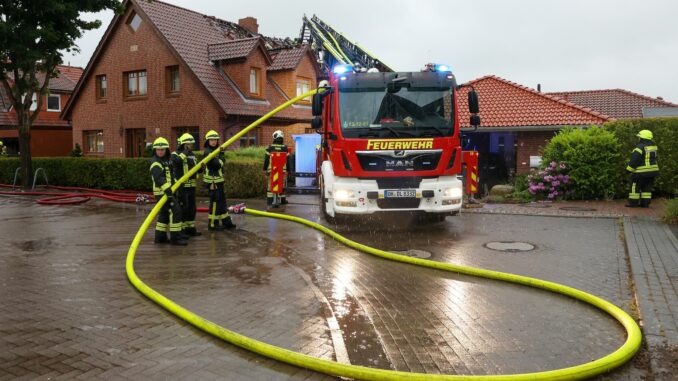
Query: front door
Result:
<box><xmin>125</xmin><ymin>129</ymin><xmax>146</xmax><ymax>158</ymax></box>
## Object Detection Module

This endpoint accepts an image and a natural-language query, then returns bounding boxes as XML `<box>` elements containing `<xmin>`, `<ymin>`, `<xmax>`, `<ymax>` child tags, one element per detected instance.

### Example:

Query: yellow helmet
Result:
<box><xmin>205</xmin><ymin>130</ymin><xmax>220</xmax><ymax>140</ymax></box>
<box><xmin>0</xmin><ymin>140</ymin><xmax>3</xmax><ymax>146</ymax></box>
<box><xmin>152</xmin><ymin>137</ymin><xmax>170</xmax><ymax>149</ymax></box>
<box><xmin>636</xmin><ymin>130</ymin><xmax>653</xmax><ymax>140</ymax></box>
<box><xmin>178</xmin><ymin>133</ymin><xmax>195</xmax><ymax>145</ymax></box>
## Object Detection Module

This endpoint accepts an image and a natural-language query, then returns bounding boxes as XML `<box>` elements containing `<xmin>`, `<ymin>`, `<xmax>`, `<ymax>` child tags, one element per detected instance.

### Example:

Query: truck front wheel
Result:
<box><xmin>319</xmin><ymin>175</ymin><xmax>336</xmax><ymax>224</ymax></box>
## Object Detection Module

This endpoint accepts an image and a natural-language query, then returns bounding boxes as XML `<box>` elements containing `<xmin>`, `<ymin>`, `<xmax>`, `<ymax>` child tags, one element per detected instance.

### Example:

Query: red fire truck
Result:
<box><xmin>310</xmin><ymin>64</ymin><xmax>480</xmax><ymax>221</ymax></box>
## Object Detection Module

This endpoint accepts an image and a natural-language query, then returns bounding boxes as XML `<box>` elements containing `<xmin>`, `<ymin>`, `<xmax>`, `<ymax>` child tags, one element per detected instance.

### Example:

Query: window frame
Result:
<box><xmin>46</xmin><ymin>94</ymin><xmax>61</xmax><ymax>112</ymax></box>
<box><xmin>124</xmin><ymin>70</ymin><xmax>147</xmax><ymax>99</ymax></box>
<box><xmin>165</xmin><ymin>65</ymin><xmax>180</xmax><ymax>95</ymax></box>
<box><xmin>249</xmin><ymin>67</ymin><xmax>261</xmax><ymax>96</ymax></box>
<box><xmin>296</xmin><ymin>76</ymin><xmax>312</xmax><ymax>102</ymax></box>
<box><xmin>127</xmin><ymin>11</ymin><xmax>142</xmax><ymax>32</ymax></box>
<box><xmin>83</xmin><ymin>130</ymin><xmax>105</xmax><ymax>155</ymax></box>
<box><xmin>96</xmin><ymin>74</ymin><xmax>107</xmax><ymax>100</ymax></box>
<box><xmin>239</xmin><ymin>131</ymin><xmax>257</xmax><ymax>148</ymax></box>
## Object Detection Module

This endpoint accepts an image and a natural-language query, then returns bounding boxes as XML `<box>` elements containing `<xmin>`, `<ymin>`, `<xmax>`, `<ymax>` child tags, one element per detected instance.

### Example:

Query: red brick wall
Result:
<box><xmin>221</xmin><ymin>47</ymin><xmax>269</xmax><ymax>99</ymax></box>
<box><xmin>515</xmin><ymin>131</ymin><xmax>557</xmax><ymax>174</ymax></box>
<box><xmin>268</xmin><ymin>52</ymin><xmax>317</xmax><ymax>102</ymax></box>
<box><xmin>69</xmin><ymin>5</ymin><xmax>224</xmax><ymax>157</ymax></box>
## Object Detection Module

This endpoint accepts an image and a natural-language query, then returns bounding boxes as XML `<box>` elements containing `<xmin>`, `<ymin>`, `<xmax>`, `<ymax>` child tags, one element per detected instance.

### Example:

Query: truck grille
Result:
<box><xmin>356</xmin><ymin>150</ymin><xmax>442</xmax><ymax>172</ymax></box>
<box><xmin>377</xmin><ymin>198</ymin><xmax>421</xmax><ymax>209</ymax></box>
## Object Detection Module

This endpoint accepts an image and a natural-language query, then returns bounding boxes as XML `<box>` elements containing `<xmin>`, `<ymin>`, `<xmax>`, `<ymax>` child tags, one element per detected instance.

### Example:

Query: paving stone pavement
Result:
<box><xmin>0</xmin><ymin>195</ymin><xmax>655</xmax><ymax>380</ymax></box>
<box><xmin>624</xmin><ymin>216</ymin><xmax>678</xmax><ymax>380</ymax></box>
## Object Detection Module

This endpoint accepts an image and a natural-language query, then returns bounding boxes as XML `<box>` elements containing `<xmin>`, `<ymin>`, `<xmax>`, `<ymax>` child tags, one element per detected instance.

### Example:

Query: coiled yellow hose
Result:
<box><xmin>126</xmin><ymin>89</ymin><xmax>641</xmax><ymax>380</ymax></box>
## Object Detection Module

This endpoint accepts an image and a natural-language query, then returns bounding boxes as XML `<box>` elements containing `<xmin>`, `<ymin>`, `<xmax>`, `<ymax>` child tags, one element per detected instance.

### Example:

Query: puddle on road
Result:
<box><xmin>484</xmin><ymin>241</ymin><xmax>536</xmax><ymax>252</ymax></box>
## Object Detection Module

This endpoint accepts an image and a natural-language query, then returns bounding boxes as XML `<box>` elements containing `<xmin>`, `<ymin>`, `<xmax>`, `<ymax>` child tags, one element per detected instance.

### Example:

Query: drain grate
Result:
<box><xmin>392</xmin><ymin>249</ymin><xmax>432</xmax><ymax>259</ymax></box>
<box><xmin>559</xmin><ymin>206</ymin><xmax>597</xmax><ymax>212</ymax></box>
<box><xmin>484</xmin><ymin>241</ymin><xmax>536</xmax><ymax>252</ymax></box>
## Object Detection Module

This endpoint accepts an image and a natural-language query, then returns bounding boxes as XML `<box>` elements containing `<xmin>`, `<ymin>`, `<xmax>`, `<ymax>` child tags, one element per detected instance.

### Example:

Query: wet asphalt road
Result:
<box><xmin>0</xmin><ymin>195</ymin><xmax>648</xmax><ymax>380</ymax></box>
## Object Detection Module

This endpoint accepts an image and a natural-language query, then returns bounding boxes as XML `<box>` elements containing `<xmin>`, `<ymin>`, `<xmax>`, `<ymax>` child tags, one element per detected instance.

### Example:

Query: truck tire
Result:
<box><xmin>319</xmin><ymin>175</ymin><xmax>335</xmax><ymax>224</ymax></box>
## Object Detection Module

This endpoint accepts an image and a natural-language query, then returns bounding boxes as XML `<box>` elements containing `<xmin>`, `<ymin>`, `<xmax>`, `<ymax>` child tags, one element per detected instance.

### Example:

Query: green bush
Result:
<box><xmin>0</xmin><ymin>156</ymin><xmax>267</xmax><ymax>198</ymax></box>
<box><xmin>604</xmin><ymin>118</ymin><xmax>678</xmax><ymax>196</ymax></box>
<box><xmin>542</xmin><ymin>126</ymin><xmax>621</xmax><ymax>199</ymax></box>
<box><xmin>663</xmin><ymin>198</ymin><xmax>678</xmax><ymax>225</ymax></box>
<box><xmin>513</xmin><ymin>173</ymin><xmax>529</xmax><ymax>192</ymax></box>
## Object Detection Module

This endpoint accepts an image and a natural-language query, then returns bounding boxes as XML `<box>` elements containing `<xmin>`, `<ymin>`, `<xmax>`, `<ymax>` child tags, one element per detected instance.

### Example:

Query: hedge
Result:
<box><xmin>541</xmin><ymin>126</ymin><xmax>621</xmax><ymax>199</ymax></box>
<box><xmin>604</xmin><ymin>118</ymin><xmax>678</xmax><ymax>196</ymax></box>
<box><xmin>0</xmin><ymin>157</ymin><xmax>267</xmax><ymax>198</ymax></box>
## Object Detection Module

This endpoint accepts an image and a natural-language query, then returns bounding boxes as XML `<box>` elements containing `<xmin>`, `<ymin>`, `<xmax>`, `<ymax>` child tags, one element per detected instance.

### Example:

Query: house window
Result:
<box><xmin>249</xmin><ymin>68</ymin><xmax>260</xmax><ymax>95</ymax></box>
<box><xmin>96</xmin><ymin>75</ymin><xmax>107</xmax><ymax>99</ymax></box>
<box><xmin>124</xmin><ymin>70</ymin><xmax>147</xmax><ymax>97</ymax></box>
<box><xmin>46</xmin><ymin>95</ymin><xmax>60</xmax><ymax>112</ymax></box>
<box><xmin>84</xmin><ymin>130</ymin><xmax>104</xmax><ymax>154</ymax></box>
<box><xmin>127</xmin><ymin>12</ymin><xmax>142</xmax><ymax>32</ymax></box>
<box><xmin>296</xmin><ymin>77</ymin><xmax>311</xmax><ymax>101</ymax></box>
<box><xmin>239</xmin><ymin>131</ymin><xmax>257</xmax><ymax>147</ymax></box>
<box><xmin>166</xmin><ymin>66</ymin><xmax>180</xmax><ymax>94</ymax></box>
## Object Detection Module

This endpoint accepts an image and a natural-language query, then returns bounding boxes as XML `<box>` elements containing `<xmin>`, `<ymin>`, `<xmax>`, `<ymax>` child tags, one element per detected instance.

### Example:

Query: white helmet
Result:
<box><xmin>273</xmin><ymin>130</ymin><xmax>284</xmax><ymax>140</ymax></box>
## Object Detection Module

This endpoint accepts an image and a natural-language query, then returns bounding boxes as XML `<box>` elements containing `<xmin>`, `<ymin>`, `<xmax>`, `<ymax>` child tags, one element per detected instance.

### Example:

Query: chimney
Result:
<box><xmin>238</xmin><ymin>17</ymin><xmax>259</xmax><ymax>34</ymax></box>
<box><xmin>537</xmin><ymin>83</ymin><xmax>541</xmax><ymax>93</ymax></box>
<box><xmin>657</xmin><ymin>96</ymin><xmax>664</xmax><ymax>100</ymax></box>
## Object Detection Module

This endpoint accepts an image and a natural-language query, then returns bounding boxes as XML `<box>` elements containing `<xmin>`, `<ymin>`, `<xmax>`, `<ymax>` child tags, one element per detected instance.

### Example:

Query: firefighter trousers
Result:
<box><xmin>179</xmin><ymin>187</ymin><xmax>197</xmax><ymax>231</ymax></box>
<box><xmin>628</xmin><ymin>174</ymin><xmax>655</xmax><ymax>207</ymax></box>
<box><xmin>156</xmin><ymin>196</ymin><xmax>183</xmax><ymax>236</ymax></box>
<box><xmin>207</xmin><ymin>182</ymin><xmax>229</xmax><ymax>229</ymax></box>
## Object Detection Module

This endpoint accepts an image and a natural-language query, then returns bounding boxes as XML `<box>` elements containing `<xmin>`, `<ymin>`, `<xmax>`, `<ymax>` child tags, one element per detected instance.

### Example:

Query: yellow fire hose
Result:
<box><xmin>126</xmin><ymin>89</ymin><xmax>642</xmax><ymax>380</ymax></box>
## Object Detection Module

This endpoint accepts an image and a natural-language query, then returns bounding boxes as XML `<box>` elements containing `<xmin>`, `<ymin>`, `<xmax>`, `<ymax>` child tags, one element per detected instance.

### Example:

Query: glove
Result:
<box><xmin>219</xmin><ymin>146</ymin><xmax>226</xmax><ymax>152</ymax></box>
<box><xmin>164</xmin><ymin>189</ymin><xmax>173</xmax><ymax>198</ymax></box>
<box><xmin>200</xmin><ymin>162</ymin><xmax>206</xmax><ymax>170</ymax></box>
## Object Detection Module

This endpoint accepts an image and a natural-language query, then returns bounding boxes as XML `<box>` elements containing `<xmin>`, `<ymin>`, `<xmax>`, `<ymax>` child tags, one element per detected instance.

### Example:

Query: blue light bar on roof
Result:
<box><xmin>332</xmin><ymin>64</ymin><xmax>354</xmax><ymax>75</ymax></box>
<box><xmin>435</xmin><ymin>64</ymin><xmax>451</xmax><ymax>72</ymax></box>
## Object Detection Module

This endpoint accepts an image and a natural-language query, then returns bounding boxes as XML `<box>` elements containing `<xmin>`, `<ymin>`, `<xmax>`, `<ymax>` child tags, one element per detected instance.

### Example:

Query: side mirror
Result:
<box><xmin>312</xmin><ymin>94</ymin><xmax>323</xmax><ymax>116</ymax></box>
<box><xmin>311</xmin><ymin>116</ymin><xmax>322</xmax><ymax>130</ymax></box>
<box><xmin>468</xmin><ymin>90</ymin><xmax>479</xmax><ymax>114</ymax></box>
<box><xmin>470</xmin><ymin>115</ymin><xmax>481</xmax><ymax>127</ymax></box>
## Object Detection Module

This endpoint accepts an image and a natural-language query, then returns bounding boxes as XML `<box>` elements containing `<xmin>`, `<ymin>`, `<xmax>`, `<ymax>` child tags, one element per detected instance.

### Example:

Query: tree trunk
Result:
<box><xmin>18</xmin><ymin>119</ymin><xmax>33</xmax><ymax>190</ymax></box>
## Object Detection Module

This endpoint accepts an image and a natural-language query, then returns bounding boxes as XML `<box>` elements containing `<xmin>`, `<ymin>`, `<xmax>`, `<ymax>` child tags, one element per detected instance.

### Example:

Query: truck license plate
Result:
<box><xmin>384</xmin><ymin>190</ymin><xmax>417</xmax><ymax>198</ymax></box>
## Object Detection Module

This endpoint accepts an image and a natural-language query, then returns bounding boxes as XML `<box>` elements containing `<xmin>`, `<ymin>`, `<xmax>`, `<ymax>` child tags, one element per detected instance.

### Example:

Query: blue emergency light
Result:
<box><xmin>435</xmin><ymin>64</ymin><xmax>451</xmax><ymax>72</ymax></box>
<box><xmin>332</xmin><ymin>64</ymin><xmax>354</xmax><ymax>75</ymax></box>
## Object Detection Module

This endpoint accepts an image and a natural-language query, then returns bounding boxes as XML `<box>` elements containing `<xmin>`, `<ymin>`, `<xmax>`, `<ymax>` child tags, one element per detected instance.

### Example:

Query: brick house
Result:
<box><xmin>0</xmin><ymin>65</ymin><xmax>83</xmax><ymax>156</ymax></box>
<box><xmin>62</xmin><ymin>0</ymin><xmax>319</xmax><ymax>158</ymax></box>
<box><xmin>457</xmin><ymin>75</ymin><xmax>609</xmax><ymax>189</ymax></box>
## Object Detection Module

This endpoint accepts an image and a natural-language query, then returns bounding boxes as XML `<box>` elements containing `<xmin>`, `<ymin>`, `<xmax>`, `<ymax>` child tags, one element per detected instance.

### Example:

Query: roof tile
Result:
<box><xmin>545</xmin><ymin>89</ymin><xmax>677</xmax><ymax>119</ymax></box>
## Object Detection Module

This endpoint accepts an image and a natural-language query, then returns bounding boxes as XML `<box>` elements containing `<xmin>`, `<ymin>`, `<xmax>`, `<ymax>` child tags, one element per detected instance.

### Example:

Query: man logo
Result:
<box><xmin>394</xmin><ymin>150</ymin><xmax>405</xmax><ymax>157</ymax></box>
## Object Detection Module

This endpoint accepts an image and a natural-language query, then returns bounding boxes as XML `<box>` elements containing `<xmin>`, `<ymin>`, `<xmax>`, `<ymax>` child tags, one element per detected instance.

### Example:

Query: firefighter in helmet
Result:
<box><xmin>626</xmin><ymin>129</ymin><xmax>659</xmax><ymax>208</ymax></box>
<box><xmin>171</xmin><ymin>133</ymin><xmax>202</xmax><ymax>236</ymax></box>
<box><xmin>203</xmin><ymin>130</ymin><xmax>236</xmax><ymax>230</ymax></box>
<box><xmin>263</xmin><ymin>130</ymin><xmax>291</xmax><ymax>207</ymax></box>
<box><xmin>150</xmin><ymin>137</ymin><xmax>187</xmax><ymax>245</ymax></box>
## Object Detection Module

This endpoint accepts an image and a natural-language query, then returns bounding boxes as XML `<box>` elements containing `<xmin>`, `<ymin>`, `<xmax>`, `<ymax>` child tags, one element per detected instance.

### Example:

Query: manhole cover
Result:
<box><xmin>484</xmin><ymin>241</ymin><xmax>536</xmax><ymax>252</ymax></box>
<box><xmin>392</xmin><ymin>249</ymin><xmax>432</xmax><ymax>259</ymax></box>
<box><xmin>520</xmin><ymin>203</ymin><xmax>552</xmax><ymax>208</ymax></box>
<box><xmin>559</xmin><ymin>206</ymin><xmax>597</xmax><ymax>212</ymax></box>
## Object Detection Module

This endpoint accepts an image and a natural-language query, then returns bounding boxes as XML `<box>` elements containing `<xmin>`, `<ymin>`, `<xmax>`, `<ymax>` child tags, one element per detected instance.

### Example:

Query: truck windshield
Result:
<box><xmin>338</xmin><ymin>87</ymin><xmax>453</xmax><ymax>138</ymax></box>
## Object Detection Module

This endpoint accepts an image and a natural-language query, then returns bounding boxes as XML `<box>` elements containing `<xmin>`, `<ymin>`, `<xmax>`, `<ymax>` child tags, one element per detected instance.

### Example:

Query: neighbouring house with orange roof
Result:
<box><xmin>456</xmin><ymin>75</ymin><xmax>610</xmax><ymax>188</ymax></box>
<box><xmin>0</xmin><ymin>65</ymin><xmax>83</xmax><ymax>156</ymax></box>
<box><xmin>62</xmin><ymin>0</ymin><xmax>319</xmax><ymax>158</ymax></box>
<box><xmin>546</xmin><ymin>89</ymin><xmax>678</xmax><ymax>119</ymax></box>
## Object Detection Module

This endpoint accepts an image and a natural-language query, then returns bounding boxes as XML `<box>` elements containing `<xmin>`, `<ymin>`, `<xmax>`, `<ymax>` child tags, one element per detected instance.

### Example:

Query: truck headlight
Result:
<box><xmin>334</xmin><ymin>189</ymin><xmax>355</xmax><ymax>201</ymax></box>
<box><xmin>444</xmin><ymin>187</ymin><xmax>462</xmax><ymax>198</ymax></box>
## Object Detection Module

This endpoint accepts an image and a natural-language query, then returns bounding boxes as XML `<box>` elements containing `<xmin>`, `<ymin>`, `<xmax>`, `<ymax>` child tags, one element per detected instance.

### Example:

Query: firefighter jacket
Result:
<box><xmin>171</xmin><ymin>146</ymin><xmax>199</xmax><ymax>188</ymax></box>
<box><xmin>150</xmin><ymin>154</ymin><xmax>174</xmax><ymax>197</ymax></box>
<box><xmin>626</xmin><ymin>139</ymin><xmax>659</xmax><ymax>177</ymax></box>
<box><xmin>263</xmin><ymin>143</ymin><xmax>290</xmax><ymax>172</ymax></box>
<box><xmin>203</xmin><ymin>145</ymin><xmax>225</xmax><ymax>184</ymax></box>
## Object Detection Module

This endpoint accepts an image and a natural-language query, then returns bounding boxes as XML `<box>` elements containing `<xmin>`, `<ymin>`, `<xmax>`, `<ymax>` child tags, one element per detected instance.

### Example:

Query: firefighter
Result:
<box><xmin>171</xmin><ymin>133</ymin><xmax>202</xmax><ymax>236</ymax></box>
<box><xmin>263</xmin><ymin>130</ymin><xmax>290</xmax><ymax>207</ymax></box>
<box><xmin>0</xmin><ymin>140</ymin><xmax>5</xmax><ymax>156</ymax></box>
<box><xmin>150</xmin><ymin>137</ymin><xmax>187</xmax><ymax>245</ymax></box>
<box><xmin>626</xmin><ymin>129</ymin><xmax>659</xmax><ymax>208</ymax></box>
<box><xmin>203</xmin><ymin>130</ymin><xmax>236</xmax><ymax>230</ymax></box>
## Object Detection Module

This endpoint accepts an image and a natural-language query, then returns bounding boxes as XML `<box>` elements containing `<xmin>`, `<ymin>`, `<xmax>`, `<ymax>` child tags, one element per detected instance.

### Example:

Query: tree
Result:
<box><xmin>0</xmin><ymin>0</ymin><xmax>121</xmax><ymax>188</ymax></box>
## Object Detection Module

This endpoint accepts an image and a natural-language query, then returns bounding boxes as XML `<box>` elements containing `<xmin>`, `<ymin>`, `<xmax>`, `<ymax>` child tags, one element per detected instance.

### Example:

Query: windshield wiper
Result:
<box><xmin>416</xmin><ymin>126</ymin><xmax>448</xmax><ymax>137</ymax></box>
<box><xmin>368</xmin><ymin>125</ymin><xmax>419</xmax><ymax>138</ymax></box>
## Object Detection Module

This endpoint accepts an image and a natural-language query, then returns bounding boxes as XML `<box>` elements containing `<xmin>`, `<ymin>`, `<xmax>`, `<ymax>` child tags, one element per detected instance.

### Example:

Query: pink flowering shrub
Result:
<box><xmin>527</xmin><ymin>161</ymin><xmax>572</xmax><ymax>200</ymax></box>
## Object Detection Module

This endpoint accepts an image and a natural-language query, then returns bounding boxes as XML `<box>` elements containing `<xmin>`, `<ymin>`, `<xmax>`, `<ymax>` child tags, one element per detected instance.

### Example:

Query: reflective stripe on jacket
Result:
<box><xmin>150</xmin><ymin>156</ymin><xmax>173</xmax><ymax>196</ymax></box>
<box><xmin>626</xmin><ymin>140</ymin><xmax>659</xmax><ymax>175</ymax></box>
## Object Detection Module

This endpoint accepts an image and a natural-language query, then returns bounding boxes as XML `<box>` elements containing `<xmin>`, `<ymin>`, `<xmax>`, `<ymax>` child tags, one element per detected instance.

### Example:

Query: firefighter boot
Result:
<box><xmin>281</xmin><ymin>197</ymin><xmax>288</xmax><ymax>205</ymax></box>
<box><xmin>170</xmin><ymin>233</ymin><xmax>188</xmax><ymax>246</ymax></box>
<box><xmin>154</xmin><ymin>231</ymin><xmax>169</xmax><ymax>244</ymax></box>
<box><xmin>222</xmin><ymin>216</ymin><xmax>236</xmax><ymax>229</ymax></box>
<box><xmin>208</xmin><ymin>220</ymin><xmax>225</xmax><ymax>231</ymax></box>
<box><xmin>186</xmin><ymin>227</ymin><xmax>202</xmax><ymax>236</ymax></box>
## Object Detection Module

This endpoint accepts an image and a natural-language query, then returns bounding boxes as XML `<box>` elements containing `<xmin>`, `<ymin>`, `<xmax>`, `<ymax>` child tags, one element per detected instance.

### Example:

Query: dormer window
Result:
<box><xmin>127</xmin><ymin>11</ymin><xmax>142</xmax><ymax>32</ymax></box>
<box><xmin>249</xmin><ymin>68</ymin><xmax>261</xmax><ymax>95</ymax></box>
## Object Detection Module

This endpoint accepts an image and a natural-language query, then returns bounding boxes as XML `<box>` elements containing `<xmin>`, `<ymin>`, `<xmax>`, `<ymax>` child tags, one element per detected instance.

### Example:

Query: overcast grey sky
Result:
<box><xmin>65</xmin><ymin>0</ymin><xmax>678</xmax><ymax>102</ymax></box>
